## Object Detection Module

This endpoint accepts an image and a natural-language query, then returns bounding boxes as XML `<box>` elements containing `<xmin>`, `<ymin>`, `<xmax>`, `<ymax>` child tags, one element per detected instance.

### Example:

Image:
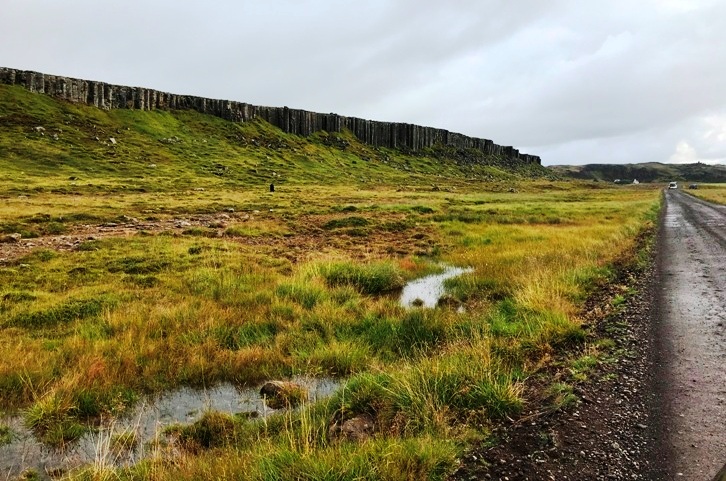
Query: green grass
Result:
<box><xmin>0</xmin><ymin>423</ymin><xmax>12</xmax><ymax>446</ymax></box>
<box><xmin>0</xmin><ymin>83</ymin><xmax>664</xmax><ymax>479</ymax></box>
<box><xmin>110</xmin><ymin>429</ymin><xmax>139</xmax><ymax>453</ymax></box>
<box><xmin>319</xmin><ymin>261</ymin><xmax>405</xmax><ymax>295</ymax></box>
<box><xmin>547</xmin><ymin>382</ymin><xmax>579</xmax><ymax>411</ymax></box>
<box><xmin>165</xmin><ymin>411</ymin><xmax>244</xmax><ymax>452</ymax></box>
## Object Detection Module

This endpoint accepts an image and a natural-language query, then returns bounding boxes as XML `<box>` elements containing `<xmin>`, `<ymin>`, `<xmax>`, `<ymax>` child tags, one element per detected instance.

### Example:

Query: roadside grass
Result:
<box><xmin>0</xmin><ymin>85</ymin><xmax>664</xmax><ymax>477</ymax></box>
<box><xmin>685</xmin><ymin>183</ymin><xmax>726</xmax><ymax>205</ymax></box>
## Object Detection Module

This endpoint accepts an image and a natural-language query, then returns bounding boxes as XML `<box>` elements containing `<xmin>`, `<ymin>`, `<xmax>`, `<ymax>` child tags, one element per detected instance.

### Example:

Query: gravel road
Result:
<box><xmin>654</xmin><ymin>190</ymin><xmax>726</xmax><ymax>480</ymax></box>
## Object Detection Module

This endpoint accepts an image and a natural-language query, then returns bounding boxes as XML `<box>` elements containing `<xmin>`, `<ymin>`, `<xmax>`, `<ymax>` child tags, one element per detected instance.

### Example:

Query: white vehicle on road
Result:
<box><xmin>668</xmin><ymin>181</ymin><xmax>678</xmax><ymax>189</ymax></box>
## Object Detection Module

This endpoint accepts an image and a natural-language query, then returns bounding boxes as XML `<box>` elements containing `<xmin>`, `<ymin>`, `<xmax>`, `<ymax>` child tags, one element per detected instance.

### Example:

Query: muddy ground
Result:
<box><xmin>0</xmin><ymin>211</ymin><xmax>439</xmax><ymax>266</ymax></box>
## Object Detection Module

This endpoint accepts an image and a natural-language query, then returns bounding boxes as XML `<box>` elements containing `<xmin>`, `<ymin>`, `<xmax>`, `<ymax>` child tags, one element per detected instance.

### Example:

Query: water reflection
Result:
<box><xmin>399</xmin><ymin>265</ymin><xmax>473</xmax><ymax>308</ymax></box>
<box><xmin>0</xmin><ymin>376</ymin><xmax>341</xmax><ymax>479</ymax></box>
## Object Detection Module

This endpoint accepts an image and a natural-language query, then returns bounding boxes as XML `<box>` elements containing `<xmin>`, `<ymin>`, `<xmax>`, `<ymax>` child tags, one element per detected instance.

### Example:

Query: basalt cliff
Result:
<box><xmin>0</xmin><ymin>67</ymin><xmax>540</xmax><ymax>165</ymax></box>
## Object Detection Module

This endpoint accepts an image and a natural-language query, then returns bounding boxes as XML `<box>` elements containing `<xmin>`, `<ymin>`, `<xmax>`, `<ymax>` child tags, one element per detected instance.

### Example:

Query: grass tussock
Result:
<box><xmin>0</xmin><ymin>423</ymin><xmax>12</xmax><ymax>446</ymax></box>
<box><xmin>319</xmin><ymin>261</ymin><xmax>405</xmax><ymax>295</ymax></box>
<box><xmin>166</xmin><ymin>411</ymin><xmax>245</xmax><ymax>453</ymax></box>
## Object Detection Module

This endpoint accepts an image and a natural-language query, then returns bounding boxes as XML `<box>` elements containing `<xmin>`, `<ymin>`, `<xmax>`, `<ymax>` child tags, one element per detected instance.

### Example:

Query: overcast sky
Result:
<box><xmin>2</xmin><ymin>0</ymin><xmax>725</xmax><ymax>165</ymax></box>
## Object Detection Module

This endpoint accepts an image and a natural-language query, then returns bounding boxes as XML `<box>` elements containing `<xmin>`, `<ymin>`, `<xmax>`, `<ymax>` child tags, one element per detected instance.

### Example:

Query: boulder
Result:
<box><xmin>328</xmin><ymin>414</ymin><xmax>376</xmax><ymax>442</ymax></box>
<box><xmin>0</xmin><ymin>233</ymin><xmax>22</xmax><ymax>243</ymax></box>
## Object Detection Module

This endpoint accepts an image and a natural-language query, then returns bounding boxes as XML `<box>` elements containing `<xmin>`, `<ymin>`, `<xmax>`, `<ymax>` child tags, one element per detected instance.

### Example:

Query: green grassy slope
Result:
<box><xmin>0</xmin><ymin>85</ymin><xmax>550</xmax><ymax>195</ymax></box>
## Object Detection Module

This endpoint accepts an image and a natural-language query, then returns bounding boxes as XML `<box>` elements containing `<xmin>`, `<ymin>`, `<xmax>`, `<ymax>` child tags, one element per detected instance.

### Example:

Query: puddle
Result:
<box><xmin>0</xmin><ymin>376</ymin><xmax>341</xmax><ymax>479</ymax></box>
<box><xmin>399</xmin><ymin>265</ymin><xmax>473</xmax><ymax>308</ymax></box>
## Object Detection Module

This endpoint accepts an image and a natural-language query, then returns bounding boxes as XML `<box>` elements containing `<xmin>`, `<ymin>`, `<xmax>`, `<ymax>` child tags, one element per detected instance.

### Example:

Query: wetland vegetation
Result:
<box><xmin>0</xmin><ymin>84</ymin><xmax>662</xmax><ymax>479</ymax></box>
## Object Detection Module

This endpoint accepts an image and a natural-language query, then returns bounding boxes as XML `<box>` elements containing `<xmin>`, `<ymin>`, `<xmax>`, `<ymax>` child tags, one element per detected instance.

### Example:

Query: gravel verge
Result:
<box><xmin>451</xmin><ymin>236</ymin><xmax>664</xmax><ymax>480</ymax></box>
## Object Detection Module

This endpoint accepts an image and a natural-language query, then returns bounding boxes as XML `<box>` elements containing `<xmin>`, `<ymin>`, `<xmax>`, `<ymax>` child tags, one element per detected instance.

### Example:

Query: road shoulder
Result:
<box><xmin>452</xmin><ymin>238</ymin><xmax>664</xmax><ymax>480</ymax></box>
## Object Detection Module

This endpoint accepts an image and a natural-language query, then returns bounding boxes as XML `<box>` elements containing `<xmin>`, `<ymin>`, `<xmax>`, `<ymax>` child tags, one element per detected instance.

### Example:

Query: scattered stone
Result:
<box><xmin>225</xmin><ymin>207</ymin><xmax>235</xmax><ymax>213</ymax></box>
<box><xmin>34</xmin><ymin>126</ymin><xmax>45</xmax><ymax>132</ymax></box>
<box><xmin>109</xmin><ymin>137</ymin><xmax>117</xmax><ymax>145</ymax></box>
<box><xmin>328</xmin><ymin>413</ymin><xmax>376</xmax><ymax>442</ymax></box>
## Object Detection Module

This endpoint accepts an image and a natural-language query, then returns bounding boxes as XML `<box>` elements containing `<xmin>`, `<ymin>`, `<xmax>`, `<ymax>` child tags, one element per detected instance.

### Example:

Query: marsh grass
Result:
<box><xmin>319</xmin><ymin>261</ymin><xmax>405</xmax><ymax>295</ymax></box>
<box><xmin>0</xmin><ymin>84</ymin><xmax>664</xmax><ymax>479</ymax></box>
<box><xmin>24</xmin><ymin>392</ymin><xmax>87</xmax><ymax>446</ymax></box>
<box><xmin>0</xmin><ymin>423</ymin><xmax>12</xmax><ymax>446</ymax></box>
<box><xmin>0</xmin><ymin>181</ymin><xmax>660</xmax><ymax>476</ymax></box>
<box><xmin>109</xmin><ymin>429</ymin><xmax>139</xmax><ymax>453</ymax></box>
<box><xmin>166</xmin><ymin>411</ymin><xmax>244</xmax><ymax>452</ymax></box>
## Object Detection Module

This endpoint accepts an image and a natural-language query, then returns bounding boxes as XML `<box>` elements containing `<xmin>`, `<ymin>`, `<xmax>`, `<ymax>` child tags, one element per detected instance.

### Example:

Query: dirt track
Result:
<box><xmin>653</xmin><ymin>190</ymin><xmax>726</xmax><ymax>480</ymax></box>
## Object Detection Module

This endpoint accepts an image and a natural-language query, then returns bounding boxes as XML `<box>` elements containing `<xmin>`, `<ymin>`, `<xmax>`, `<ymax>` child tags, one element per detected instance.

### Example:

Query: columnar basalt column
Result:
<box><xmin>0</xmin><ymin>66</ymin><xmax>541</xmax><ymax>165</ymax></box>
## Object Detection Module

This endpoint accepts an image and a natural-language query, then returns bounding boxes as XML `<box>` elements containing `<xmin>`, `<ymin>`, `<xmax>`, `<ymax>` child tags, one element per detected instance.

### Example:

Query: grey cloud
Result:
<box><xmin>1</xmin><ymin>0</ymin><xmax>725</xmax><ymax>165</ymax></box>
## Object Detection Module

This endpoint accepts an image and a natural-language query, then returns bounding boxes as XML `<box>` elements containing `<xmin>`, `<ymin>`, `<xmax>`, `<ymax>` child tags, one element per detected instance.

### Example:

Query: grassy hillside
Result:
<box><xmin>549</xmin><ymin>162</ymin><xmax>726</xmax><ymax>183</ymax></box>
<box><xmin>0</xmin><ymin>84</ymin><xmax>550</xmax><ymax>197</ymax></box>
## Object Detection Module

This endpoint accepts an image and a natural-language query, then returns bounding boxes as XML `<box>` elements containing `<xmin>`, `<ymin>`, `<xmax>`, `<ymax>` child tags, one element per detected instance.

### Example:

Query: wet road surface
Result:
<box><xmin>656</xmin><ymin>190</ymin><xmax>726</xmax><ymax>480</ymax></box>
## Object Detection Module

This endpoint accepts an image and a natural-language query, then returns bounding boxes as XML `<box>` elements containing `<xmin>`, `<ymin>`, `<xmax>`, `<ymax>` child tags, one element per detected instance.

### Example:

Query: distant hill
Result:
<box><xmin>548</xmin><ymin>162</ymin><xmax>726</xmax><ymax>183</ymax></box>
